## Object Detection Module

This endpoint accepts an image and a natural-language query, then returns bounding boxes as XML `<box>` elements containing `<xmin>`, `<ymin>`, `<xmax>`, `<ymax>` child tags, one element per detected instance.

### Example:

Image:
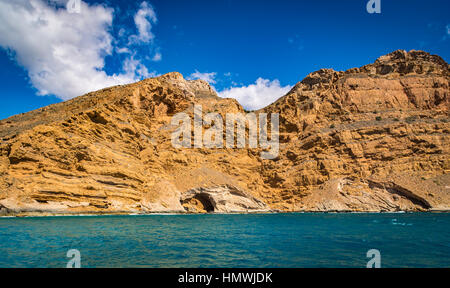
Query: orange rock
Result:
<box><xmin>0</xmin><ymin>50</ymin><xmax>449</xmax><ymax>215</ymax></box>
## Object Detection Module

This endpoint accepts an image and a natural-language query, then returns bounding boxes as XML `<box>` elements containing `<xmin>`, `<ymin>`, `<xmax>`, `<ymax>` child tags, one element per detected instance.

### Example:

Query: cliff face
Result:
<box><xmin>0</xmin><ymin>50</ymin><xmax>449</xmax><ymax>215</ymax></box>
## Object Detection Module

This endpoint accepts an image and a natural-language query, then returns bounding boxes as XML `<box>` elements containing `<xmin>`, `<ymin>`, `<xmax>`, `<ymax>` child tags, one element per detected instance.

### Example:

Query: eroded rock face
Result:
<box><xmin>0</xmin><ymin>50</ymin><xmax>448</xmax><ymax>215</ymax></box>
<box><xmin>181</xmin><ymin>185</ymin><xmax>269</xmax><ymax>213</ymax></box>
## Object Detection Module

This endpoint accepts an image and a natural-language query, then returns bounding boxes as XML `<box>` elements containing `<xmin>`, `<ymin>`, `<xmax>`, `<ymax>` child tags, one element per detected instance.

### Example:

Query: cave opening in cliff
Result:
<box><xmin>181</xmin><ymin>193</ymin><xmax>215</xmax><ymax>213</ymax></box>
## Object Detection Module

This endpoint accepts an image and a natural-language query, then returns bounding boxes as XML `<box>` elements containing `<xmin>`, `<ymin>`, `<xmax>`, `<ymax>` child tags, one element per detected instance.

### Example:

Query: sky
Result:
<box><xmin>0</xmin><ymin>0</ymin><xmax>448</xmax><ymax>119</ymax></box>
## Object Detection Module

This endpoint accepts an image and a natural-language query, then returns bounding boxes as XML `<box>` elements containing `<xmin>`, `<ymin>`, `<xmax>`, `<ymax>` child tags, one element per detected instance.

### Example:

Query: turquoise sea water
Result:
<box><xmin>0</xmin><ymin>213</ymin><xmax>449</xmax><ymax>268</ymax></box>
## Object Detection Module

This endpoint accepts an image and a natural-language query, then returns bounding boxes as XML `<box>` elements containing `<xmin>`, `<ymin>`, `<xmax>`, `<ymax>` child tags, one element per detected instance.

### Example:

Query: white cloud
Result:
<box><xmin>187</xmin><ymin>71</ymin><xmax>292</xmax><ymax>110</ymax></box>
<box><xmin>440</xmin><ymin>24</ymin><xmax>450</xmax><ymax>41</ymax></box>
<box><xmin>116</xmin><ymin>47</ymin><xmax>131</xmax><ymax>54</ymax></box>
<box><xmin>122</xmin><ymin>56</ymin><xmax>155</xmax><ymax>79</ymax></box>
<box><xmin>131</xmin><ymin>1</ymin><xmax>157</xmax><ymax>44</ymax></box>
<box><xmin>188</xmin><ymin>70</ymin><xmax>217</xmax><ymax>84</ymax></box>
<box><xmin>152</xmin><ymin>52</ymin><xmax>162</xmax><ymax>62</ymax></box>
<box><xmin>219</xmin><ymin>78</ymin><xmax>292</xmax><ymax>110</ymax></box>
<box><xmin>0</xmin><ymin>0</ymin><xmax>157</xmax><ymax>100</ymax></box>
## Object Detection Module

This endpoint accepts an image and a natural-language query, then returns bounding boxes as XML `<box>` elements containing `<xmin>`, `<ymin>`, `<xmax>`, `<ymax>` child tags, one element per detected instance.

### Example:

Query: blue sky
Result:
<box><xmin>0</xmin><ymin>0</ymin><xmax>449</xmax><ymax>119</ymax></box>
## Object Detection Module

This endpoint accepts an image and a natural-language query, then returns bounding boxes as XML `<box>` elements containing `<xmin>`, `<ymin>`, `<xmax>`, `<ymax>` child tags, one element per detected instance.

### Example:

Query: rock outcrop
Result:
<box><xmin>0</xmin><ymin>50</ymin><xmax>448</xmax><ymax>215</ymax></box>
<box><xmin>180</xmin><ymin>185</ymin><xmax>268</xmax><ymax>213</ymax></box>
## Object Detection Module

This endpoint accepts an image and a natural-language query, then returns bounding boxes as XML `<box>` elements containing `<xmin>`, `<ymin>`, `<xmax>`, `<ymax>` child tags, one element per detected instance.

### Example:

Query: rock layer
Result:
<box><xmin>0</xmin><ymin>50</ymin><xmax>449</xmax><ymax>215</ymax></box>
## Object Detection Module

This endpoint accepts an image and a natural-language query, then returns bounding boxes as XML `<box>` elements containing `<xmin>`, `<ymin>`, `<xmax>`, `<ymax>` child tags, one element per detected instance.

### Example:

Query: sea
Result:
<box><xmin>0</xmin><ymin>213</ymin><xmax>448</xmax><ymax>268</ymax></box>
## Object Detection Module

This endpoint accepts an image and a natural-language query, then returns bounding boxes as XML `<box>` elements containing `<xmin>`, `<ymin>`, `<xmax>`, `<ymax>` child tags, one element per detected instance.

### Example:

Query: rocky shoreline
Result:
<box><xmin>2</xmin><ymin>201</ymin><xmax>449</xmax><ymax>217</ymax></box>
<box><xmin>1</xmin><ymin>210</ymin><xmax>449</xmax><ymax>218</ymax></box>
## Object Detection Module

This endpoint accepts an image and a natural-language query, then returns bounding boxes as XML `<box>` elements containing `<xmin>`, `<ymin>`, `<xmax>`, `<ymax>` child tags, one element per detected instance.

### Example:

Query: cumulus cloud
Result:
<box><xmin>440</xmin><ymin>24</ymin><xmax>450</xmax><ymax>41</ymax></box>
<box><xmin>116</xmin><ymin>47</ymin><xmax>131</xmax><ymax>54</ymax></box>
<box><xmin>188</xmin><ymin>70</ymin><xmax>217</xmax><ymax>84</ymax></box>
<box><xmin>219</xmin><ymin>78</ymin><xmax>292</xmax><ymax>110</ymax></box>
<box><xmin>186</xmin><ymin>71</ymin><xmax>291</xmax><ymax>110</ymax></box>
<box><xmin>152</xmin><ymin>52</ymin><xmax>162</xmax><ymax>62</ymax></box>
<box><xmin>122</xmin><ymin>56</ymin><xmax>155</xmax><ymax>79</ymax></box>
<box><xmin>130</xmin><ymin>1</ymin><xmax>157</xmax><ymax>44</ymax></box>
<box><xmin>0</xmin><ymin>0</ymin><xmax>157</xmax><ymax>100</ymax></box>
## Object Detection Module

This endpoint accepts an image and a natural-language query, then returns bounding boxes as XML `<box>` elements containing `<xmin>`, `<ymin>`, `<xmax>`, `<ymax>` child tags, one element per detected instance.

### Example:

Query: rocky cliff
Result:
<box><xmin>0</xmin><ymin>50</ymin><xmax>449</xmax><ymax>215</ymax></box>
